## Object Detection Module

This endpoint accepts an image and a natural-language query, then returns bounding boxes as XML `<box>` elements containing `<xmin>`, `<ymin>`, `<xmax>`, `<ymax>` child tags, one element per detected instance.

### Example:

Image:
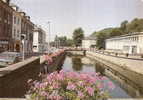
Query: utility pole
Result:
<box><xmin>47</xmin><ymin>21</ymin><xmax>51</xmax><ymax>54</ymax></box>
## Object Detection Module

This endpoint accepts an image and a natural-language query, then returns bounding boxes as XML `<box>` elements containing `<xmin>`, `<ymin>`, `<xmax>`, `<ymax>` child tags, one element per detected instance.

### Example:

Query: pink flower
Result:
<box><xmin>97</xmin><ymin>83</ymin><xmax>104</xmax><ymax>89</ymax></box>
<box><xmin>52</xmin><ymin>82</ymin><xmax>59</xmax><ymax>89</ymax></box>
<box><xmin>67</xmin><ymin>82</ymin><xmax>76</xmax><ymax>90</ymax></box>
<box><xmin>86</xmin><ymin>87</ymin><xmax>94</xmax><ymax>96</ymax></box>
<box><xmin>77</xmin><ymin>81</ymin><xmax>84</xmax><ymax>87</ymax></box>
<box><xmin>108</xmin><ymin>81</ymin><xmax>115</xmax><ymax>90</ymax></box>
<box><xmin>78</xmin><ymin>91</ymin><xmax>84</xmax><ymax>98</ymax></box>
<box><xmin>40</xmin><ymin>91</ymin><xmax>48</xmax><ymax>96</ymax></box>
<box><xmin>101</xmin><ymin>76</ymin><xmax>108</xmax><ymax>80</ymax></box>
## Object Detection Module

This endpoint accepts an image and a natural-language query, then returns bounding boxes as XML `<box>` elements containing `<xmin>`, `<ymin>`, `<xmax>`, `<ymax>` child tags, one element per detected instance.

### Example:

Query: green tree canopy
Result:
<box><xmin>54</xmin><ymin>35</ymin><xmax>73</xmax><ymax>47</ymax></box>
<box><xmin>72</xmin><ymin>28</ymin><xmax>84</xmax><ymax>47</ymax></box>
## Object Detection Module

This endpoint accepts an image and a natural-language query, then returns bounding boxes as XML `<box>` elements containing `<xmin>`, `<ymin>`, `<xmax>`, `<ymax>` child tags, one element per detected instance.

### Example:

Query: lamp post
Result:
<box><xmin>21</xmin><ymin>34</ymin><xmax>26</xmax><ymax>61</ymax></box>
<box><xmin>47</xmin><ymin>21</ymin><xmax>51</xmax><ymax>54</ymax></box>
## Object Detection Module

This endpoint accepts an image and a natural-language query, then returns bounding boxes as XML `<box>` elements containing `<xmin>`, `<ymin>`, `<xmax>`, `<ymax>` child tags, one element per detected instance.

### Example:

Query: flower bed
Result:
<box><xmin>27</xmin><ymin>70</ymin><xmax>114</xmax><ymax>100</ymax></box>
<box><xmin>44</xmin><ymin>49</ymin><xmax>65</xmax><ymax>65</ymax></box>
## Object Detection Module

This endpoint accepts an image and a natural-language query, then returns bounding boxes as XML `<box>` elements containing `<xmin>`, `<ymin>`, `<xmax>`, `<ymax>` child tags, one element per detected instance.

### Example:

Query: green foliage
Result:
<box><xmin>127</xmin><ymin>18</ymin><xmax>143</xmax><ymax>32</ymax></box>
<box><xmin>120</xmin><ymin>20</ymin><xmax>128</xmax><ymax>33</ymax></box>
<box><xmin>54</xmin><ymin>35</ymin><xmax>74</xmax><ymax>46</ymax></box>
<box><xmin>72</xmin><ymin>28</ymin><xmax>84</xmax><ymax>47</ymax></box>
<box><xmin>92</xmin><ymin>18</ymin><xmax>143</xmax><ymax>49</ymax></box>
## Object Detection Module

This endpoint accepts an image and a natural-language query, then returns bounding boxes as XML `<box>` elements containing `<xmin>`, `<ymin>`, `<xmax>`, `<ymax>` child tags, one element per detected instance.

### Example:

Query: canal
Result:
<box><xmin>62</xmin><ymin>54</ymin><xmax>137</xmax><ymax>98</ymax></box>
<box><xmin>0</xmin><ymin>52</ymin><xmax>142</xmax><ymax>98</ymax></box>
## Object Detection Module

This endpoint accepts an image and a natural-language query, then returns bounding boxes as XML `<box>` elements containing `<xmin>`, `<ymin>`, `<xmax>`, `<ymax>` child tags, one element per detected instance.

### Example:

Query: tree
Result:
<box><xmin>72</xmin><ymin>28</ymin><xmax>84</xmax><ymax>47</ymax></box>
<box><xmin>54</xmin><ymin>35</ymin><xmax>74</xmax><ymax>47</ymax></box>
<box><xmin>109</xmin><ymin>28</ymin><xmax>123</xmax><ymax>37</ymax></box>
<box><xmin>66</xmin><ymin>39</ymin><xmax>74</xmax><ymax>46</ymax></box>
<box><xmin>127</xmin><ymin>18</ymin><xmax>143</xmax><ymax>32</ymax></box>
<box><xmin>120</xmin><ymin>20</ymin><xmax>128</xmax><ymax>34</ymax></box>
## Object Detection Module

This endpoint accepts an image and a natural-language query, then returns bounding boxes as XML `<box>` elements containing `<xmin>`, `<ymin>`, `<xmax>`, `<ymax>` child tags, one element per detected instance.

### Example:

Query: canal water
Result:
<box><xmin>62</xmin><ymin>54</ymin><xmax>131</xmax><ymax>98</ymax></box>
<box><xmin>1</xmin><ymin>53</ymin><xmax>141</xmax><ymax>98</ymax></box>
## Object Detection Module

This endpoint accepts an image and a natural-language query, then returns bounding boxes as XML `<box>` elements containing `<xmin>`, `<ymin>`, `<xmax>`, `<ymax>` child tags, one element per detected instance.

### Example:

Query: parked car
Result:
<box><xmin>0</xmin><ymin>52</ymin><xmax>21</xmax><ymax>68</ymax></box>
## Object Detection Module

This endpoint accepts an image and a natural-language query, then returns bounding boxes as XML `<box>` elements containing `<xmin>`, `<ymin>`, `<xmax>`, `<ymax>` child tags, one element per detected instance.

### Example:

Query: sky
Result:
<box><xmin>11</xmin><ymin>0</ymin><xmax>143</xmax><ymax>41</ymax></box>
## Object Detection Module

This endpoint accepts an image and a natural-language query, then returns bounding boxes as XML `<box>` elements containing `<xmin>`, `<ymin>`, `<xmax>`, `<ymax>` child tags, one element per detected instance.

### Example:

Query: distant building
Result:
<box><xmin>11</xmin><ymin>4</ymin><xmax>21</xmax><ymax>52</ymax></box>
<box><xmin>82</xmin><ymin>36</ymin><xmax>96</xmax><ymax>48</ymax></box>
<box><xmin>105</xmin><ymin>32</ymin><xmax>143</xmax><ymax>54</ymax></box>
<box><xmin>33</xmin><ymin>26</ymin><xmax>46</xmax><ymax>53</ymax></box>
<box><xmin>0</xmin><ymin>0</ymin><xmax>13</xmax><ymax>52</ymax></box>
<box><xmin>20</xmin><ymin>12</ymin><xmax>34</xmax><ymax>53</ymax></box>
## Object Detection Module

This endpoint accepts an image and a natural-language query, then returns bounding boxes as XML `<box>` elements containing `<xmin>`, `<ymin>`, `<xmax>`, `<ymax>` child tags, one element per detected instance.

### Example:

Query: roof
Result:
<box><xmin>106</xmin><ymin>32</ymin><xmax>143</xmax><ymax>41</ymax></box>
<box><xmin>83</xmin><ymin>36</ymin><xmax>96</xmax><ymax>40</ymax></box>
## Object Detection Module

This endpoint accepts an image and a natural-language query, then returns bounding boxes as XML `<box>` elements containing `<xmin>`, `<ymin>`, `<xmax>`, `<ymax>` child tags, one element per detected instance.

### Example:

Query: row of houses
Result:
<box><xmin>0</xmin><ymin>0</ymin><xmax>47</xmax><ymax>53</ymax></box>
<box><xmin>105</xmin><ymin>32</ymin><xmax>143</xmax><ymax>54</ymax></box>
<box><xmin>82</xmin><ymin>32</ymin><xmax>143</xmax><ymax>54</ymax></box>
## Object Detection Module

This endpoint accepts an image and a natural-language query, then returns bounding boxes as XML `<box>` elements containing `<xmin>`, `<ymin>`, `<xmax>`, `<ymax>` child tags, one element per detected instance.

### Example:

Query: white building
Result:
<box><xmin>33</xmin><ymin>26</ymin><xmax>46</xmax><ymax>53</ymax></box>
<box><xmin>82</xmin><ymin>36</ymin><xmax>96</xmax><ymax>48</ymax></box>
<box><xmin>105</xmin><ymin>32</ymin><xmax>143</xmax><ymax>54</ymax></box>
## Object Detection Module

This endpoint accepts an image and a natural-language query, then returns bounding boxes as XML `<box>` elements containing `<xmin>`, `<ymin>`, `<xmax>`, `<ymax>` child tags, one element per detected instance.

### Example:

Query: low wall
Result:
<box><xmin>0</xmin><ymin>52</ymin><xmax>66</xmax><ymax>98</ymax></box>
<box><xmin>86</xmin><ymin>51</ymin><xmax>143</xmax><ymax>97</ymax></box>
<box><xmin>40</xmin><ymin>52</ymin><xmax>66</xmax><ymax>73</ymax></box>
<box><xmin>0</xmin><ymin>57</ymin><xmax>40</xmax><ymax>98</ymax></box>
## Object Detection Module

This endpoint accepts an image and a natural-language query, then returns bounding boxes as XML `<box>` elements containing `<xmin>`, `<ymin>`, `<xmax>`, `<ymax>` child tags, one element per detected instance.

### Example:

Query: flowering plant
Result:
<box><xmin>28</xmin><ymin>70</ymin><xmax>114</xmax><ymax>100</ymax></box>
<box><xmin>45</xmin><ymin>49</ymin><xmax>65</xmax><ymax>65</ymax></box>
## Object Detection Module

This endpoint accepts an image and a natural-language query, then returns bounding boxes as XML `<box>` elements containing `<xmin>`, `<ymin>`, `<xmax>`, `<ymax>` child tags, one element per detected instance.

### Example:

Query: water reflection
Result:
<box><xmin>95</xmin><ymin>62</ymin><xmax>105</xmax><ymax>75</ymax></box>
<box><xmin>72</xmin><ymin>57</ymin><xmax>83</xmax><ymax>71</ymax></box>
<box><xmin>62</xmin><ymin>55</ymin><xmax>132</xmax><ymax>98</ymax></box>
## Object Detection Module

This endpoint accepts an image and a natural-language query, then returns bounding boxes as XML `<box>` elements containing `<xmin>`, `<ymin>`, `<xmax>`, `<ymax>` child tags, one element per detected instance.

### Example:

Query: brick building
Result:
<box><xmin>0</xmin><ymin>0</ymin><xmax>13</xmax><ymax>52</ymax></box>
<box><xmin>20</xmin><ymin>12</ymin><xmax>34</xmax><ymax>53</ymax></box>
<box><xmin>11</xmin><ymin>4</ymin><xmax>21</xmax><ymax>52</ymax></box>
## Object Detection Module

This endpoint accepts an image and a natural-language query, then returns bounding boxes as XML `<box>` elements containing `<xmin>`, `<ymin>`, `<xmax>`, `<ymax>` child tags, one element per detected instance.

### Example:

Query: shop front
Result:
<box><xmin>14</xmin><ymin>40</ymin><xmax>21</xmax><ymax>52</ymax></box>
<box><xmin>0</xmin><ymin>40</ymin><xmax>9</xmax><ymax>53</ymax></box>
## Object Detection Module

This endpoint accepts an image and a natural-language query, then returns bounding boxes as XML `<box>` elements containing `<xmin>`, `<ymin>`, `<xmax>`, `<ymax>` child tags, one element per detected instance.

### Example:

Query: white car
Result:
<box><xmin>0</xmin><ymin>52</ymin><xmax>21</xmax><ymax>68</ymax></box>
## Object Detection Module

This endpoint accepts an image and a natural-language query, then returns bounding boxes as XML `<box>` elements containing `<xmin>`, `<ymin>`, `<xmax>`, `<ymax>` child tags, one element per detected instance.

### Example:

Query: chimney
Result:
<box><xmin>2</xmin><ymin>0</ymin><xmax>10</xmax><ymax>4</ymax></box>
<box><xmin>11</xmin><ymin>5</ymin><xmax>19</xmax><ymax>11</ymax></box>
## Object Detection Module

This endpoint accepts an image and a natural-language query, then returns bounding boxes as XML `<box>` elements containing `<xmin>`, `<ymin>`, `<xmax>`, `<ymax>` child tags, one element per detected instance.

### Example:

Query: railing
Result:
<box><xmin>64</xmin><ymin>47</ymin><xmax>143</xmax><ymax>59</ymax></box>
<box><xmin>87</xmin><ymin>48</ymin><xmax>143</xmax><ymax>60</ymax></box>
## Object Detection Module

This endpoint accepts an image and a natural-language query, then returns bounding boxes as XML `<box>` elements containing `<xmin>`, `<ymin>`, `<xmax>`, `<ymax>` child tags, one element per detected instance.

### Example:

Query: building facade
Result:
<box><xmin>82</xmin><ymin>36</ymin><xmax>96</xmax><ymax>48</ymax></box>
<box><xmin>11</xmin><ymin>5</ymin><xmax>21</xmax><ymax>52</ymax></box>
<box><xmin>20</xmin><ymin>12</ymin><xmax>34</xmax><ymax>53</ymax></box>
<box><xmin>105</xmin><ymin>32</ymin><xmax>143</xmax><ymax>54</ymax></box>
<box><xmin>33</xmin><ymin>26</ymin><xmax>46</xmax><ymax>53</ymax></box>
<box><xmin>0</xmin><ymin>0</ymin><xmax>13</xmax><ymax>52</ymax></box>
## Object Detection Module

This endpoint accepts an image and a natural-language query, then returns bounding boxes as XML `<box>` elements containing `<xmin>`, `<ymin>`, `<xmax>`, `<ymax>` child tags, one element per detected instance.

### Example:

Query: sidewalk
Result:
<box><xmin>87</xmin><ymin>51</ymin><xmax>143</xmax><ymax>75</ymax></box>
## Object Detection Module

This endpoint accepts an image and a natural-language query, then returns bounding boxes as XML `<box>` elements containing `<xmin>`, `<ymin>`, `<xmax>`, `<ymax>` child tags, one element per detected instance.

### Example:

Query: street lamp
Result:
<box><xmin>21</xmin><ymin>34</ymin><xmax>26</xmax><ymax>61</ymax></box>
<box><xmin>47</xmin><ymin>21</ymin><xmax>51</xmax><ymax>54</ymax></box>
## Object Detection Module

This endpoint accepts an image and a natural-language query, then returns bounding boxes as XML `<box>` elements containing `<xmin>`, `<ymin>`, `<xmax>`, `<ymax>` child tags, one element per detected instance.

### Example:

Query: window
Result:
<box><xmin>14</xmin><ymin>16</ymin><xmax>16</xmax><ymax>24</ymax></box>
<box><xmin>14</xmin><ymin>29</ymin><xmax>16</xmax><ymax>38</ymax></box>
<box><xmin>17</xmin><ymin>18</ymin><xmax>20</xmax><ymax>25</ymax></box>
<box><xmin>17</xmin><ymin>30</ymin><xmax>20</xmax><ymax>38</ymax></box>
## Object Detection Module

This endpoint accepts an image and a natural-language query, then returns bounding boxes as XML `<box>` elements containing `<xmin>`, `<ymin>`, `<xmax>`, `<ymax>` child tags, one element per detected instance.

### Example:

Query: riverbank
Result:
<box><xmin>86</xmin><ymin>51</ymin><xmax>143</xmax><ymax>96</ymax></box>
<box><xmin>0</xmin><ymin>50</ymin><xmax>66</xmax><ymax>98</ymax></box>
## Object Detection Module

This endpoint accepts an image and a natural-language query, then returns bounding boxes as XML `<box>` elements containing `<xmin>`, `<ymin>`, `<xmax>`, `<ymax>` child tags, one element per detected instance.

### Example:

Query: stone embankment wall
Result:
<box><xmin>40</xmin><ymin>52</ymin><xmax>66</xmax><ymax>73</ymax></box>
<box><xmin>86</xmin><ymin>51</ymin><xmax>143</xmax><ymax>97</ymax></box>
<box><xmin>0</xmin><ymin>57</ymin><xmax>40</xmax><ymax>97</ymax></box>
<box><xmin>0</xmin><ymin>52</ymin><xmax>66</xmax><ymax>98</ymax></box>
